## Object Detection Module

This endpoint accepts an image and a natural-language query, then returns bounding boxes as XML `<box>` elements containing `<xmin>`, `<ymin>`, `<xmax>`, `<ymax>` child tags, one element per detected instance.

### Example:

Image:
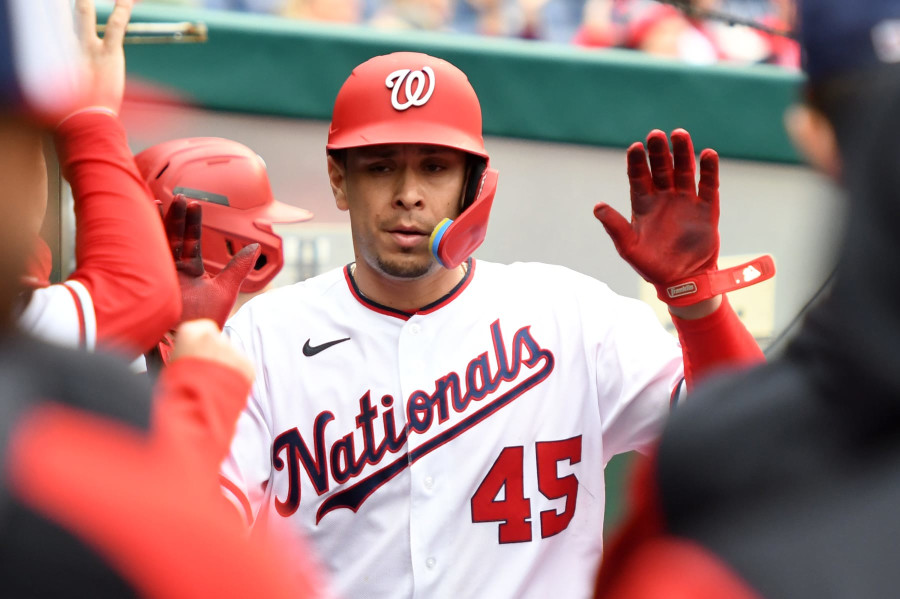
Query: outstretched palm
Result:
<box><xmin>594</xmin><ymin>128</ymin><xmax>720</xmax><ymax>286</ymax></box>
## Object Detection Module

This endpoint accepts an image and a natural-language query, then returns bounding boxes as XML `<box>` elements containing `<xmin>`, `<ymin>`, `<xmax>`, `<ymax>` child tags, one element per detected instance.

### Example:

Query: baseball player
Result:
<box><xmin>15</xmin><ymin>0</ymin><xmax>181</xmax><ymax>361</ymax></box>
<box><xmin>219</xmin><ymin>51</ymin><xmax>771</xmax><ymax>598</ymax></box>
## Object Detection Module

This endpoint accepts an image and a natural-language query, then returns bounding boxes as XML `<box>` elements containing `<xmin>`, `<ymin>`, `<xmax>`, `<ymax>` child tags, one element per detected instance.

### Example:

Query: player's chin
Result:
<box><xmin>375</xmin><ymin>252</ymin><xmax>436</xmax><ymax>279</ymax></box>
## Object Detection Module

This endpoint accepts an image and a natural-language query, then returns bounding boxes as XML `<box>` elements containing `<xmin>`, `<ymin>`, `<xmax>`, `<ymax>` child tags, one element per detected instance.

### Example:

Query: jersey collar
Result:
<box><xmin>343</xmin><ymin>257</ymin><xmax>475</xmax><ymax>321</ymax></box>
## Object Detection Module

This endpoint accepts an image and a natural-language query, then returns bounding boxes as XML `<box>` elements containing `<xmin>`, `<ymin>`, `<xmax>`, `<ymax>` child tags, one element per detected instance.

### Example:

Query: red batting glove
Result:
<box><xmin>594</xmin><ymin>129</ymin><xmax>720</xmax><ymax>304</ymax></box>
<box><xmin>164</xmin><ymin>195</ymin><xmax>261</xmax><ymax>329</ymax></box>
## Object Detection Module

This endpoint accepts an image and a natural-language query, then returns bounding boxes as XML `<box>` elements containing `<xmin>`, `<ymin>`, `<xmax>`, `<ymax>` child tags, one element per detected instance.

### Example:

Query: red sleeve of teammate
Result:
<box><xmin>671</xmin><ymin>296</ymin><xmax>764</xmax><ymax>391</ymax></box>
<box><xmin>150</xmin><ymin>356</ymin><xmax>252</xmax><ymax>480</ymax></box>
<box><xmin>7</xmin><ymin>401</ymin><xmax>323</xmax><ymax>599</ymax></box>
<box><xmin>54</xmin><ymin>110</ymin><xmax>180</xmax><ymax>358</ymax></box>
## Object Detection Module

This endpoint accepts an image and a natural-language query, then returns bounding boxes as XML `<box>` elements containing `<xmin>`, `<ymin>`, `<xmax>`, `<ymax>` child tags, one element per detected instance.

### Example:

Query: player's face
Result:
<box><xmin>329</xmin><ymin>144</ymin><xmax>467</xmax><ymax>279</ymax></box>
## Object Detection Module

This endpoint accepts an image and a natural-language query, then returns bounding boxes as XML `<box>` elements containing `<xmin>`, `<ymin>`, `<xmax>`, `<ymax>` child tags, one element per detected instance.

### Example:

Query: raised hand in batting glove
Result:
<box><xmin>595</xmin><ymin>129</ymin><xmax>718</xmax><ymax>297</ymax></box>
<box><xmin>594</xmin><ymin>128</ymin><xmax>773</xmax><ymax>312</ymax></box>
<box><xmin>164</xmin><ymin>195</ymin><xmax>260</xmax><ymax>329</ymax></box>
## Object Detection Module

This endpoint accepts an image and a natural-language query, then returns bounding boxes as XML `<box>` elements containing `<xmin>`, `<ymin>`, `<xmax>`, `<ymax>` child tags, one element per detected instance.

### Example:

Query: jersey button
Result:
<box><xmin>424</xmin><ymin>476</ymin><xmax>434</xmax><ymax>489</ymax></box>
<box><xmin>426</xmin><ymin>557</ymin><xmax>436</xmax><ymax>569</ymax></box>
<box><xmin>409</xmin><ymin>323</ymin><xmax>421</xmax><ymax>335</ymax></box>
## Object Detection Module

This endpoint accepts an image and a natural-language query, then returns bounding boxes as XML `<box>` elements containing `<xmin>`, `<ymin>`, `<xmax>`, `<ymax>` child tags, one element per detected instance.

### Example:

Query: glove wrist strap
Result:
<box><xmin>656</xmin><ymin>255</ymin><xmax>776</xmax><ymax>307</ymax></box>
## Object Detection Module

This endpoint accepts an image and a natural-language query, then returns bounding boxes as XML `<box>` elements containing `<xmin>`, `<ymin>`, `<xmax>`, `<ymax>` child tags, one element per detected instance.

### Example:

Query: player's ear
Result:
<box><xmin>784</xmin><ymin>103</ymin><xmax>841</xmax><ymax>180</ymax></box>
<box><xmin>327</xmin><ymin>153</ymin><xmax>349</xmax><ymax>212</ymax></box>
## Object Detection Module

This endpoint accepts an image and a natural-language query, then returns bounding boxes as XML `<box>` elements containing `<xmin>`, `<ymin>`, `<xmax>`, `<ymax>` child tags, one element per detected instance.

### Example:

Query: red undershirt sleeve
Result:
<box><xmin>150</xmin><ymin>356</ymin><xmax>252</xmax><ymax>481</ymax></box>
<box><xmin>7</xmin><ymin>402</ymin><xmax>324</xmax><ymax>598</ymax></box>
<box><xmin>53</xmin><ymin>111</ymin><xmax>180</xmax><ymax>359</ymax></box>
<box><xmin>671</xmin><ymin>296</ymin><xmax>765</xmax><ymax>391</ymax></box>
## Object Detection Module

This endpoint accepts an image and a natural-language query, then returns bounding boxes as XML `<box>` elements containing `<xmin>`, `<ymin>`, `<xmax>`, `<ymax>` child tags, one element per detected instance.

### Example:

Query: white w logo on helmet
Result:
<box><xmin>385</xmin><ymin>66</ymin><xmax>436</xmax><ymax>111</ymax></box>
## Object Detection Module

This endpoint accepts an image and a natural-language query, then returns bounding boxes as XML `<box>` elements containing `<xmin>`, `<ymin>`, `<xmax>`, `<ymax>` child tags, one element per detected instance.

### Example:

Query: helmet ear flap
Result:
<box><xmin>431</xmin><ymin>166</ymin><xmax>498</xmax><ymax>269</ymax></box>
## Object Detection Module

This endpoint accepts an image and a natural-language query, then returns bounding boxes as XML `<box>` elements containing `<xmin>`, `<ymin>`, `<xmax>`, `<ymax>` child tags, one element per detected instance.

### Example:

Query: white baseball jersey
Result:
<box><xmin>221</xmin><ymin>258</ymin><xmax>684</xmax><ymax>599</ymax></box>
<box><xmin>18</xmin><ymin>281</ymin><xmax>97</xmax><ymax>351</ymax></box>
<box><xmin>18</xmin><ymin>283</ymin><xmax>149</xmax><ymax>372</ymax></box>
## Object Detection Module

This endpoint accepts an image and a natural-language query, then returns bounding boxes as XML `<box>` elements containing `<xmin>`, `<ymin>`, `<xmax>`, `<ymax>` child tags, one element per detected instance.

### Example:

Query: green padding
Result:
<box><xmin>102</xmin><ymin>2</ymin><xmax>805</xmax><ymax>162</ymax></box>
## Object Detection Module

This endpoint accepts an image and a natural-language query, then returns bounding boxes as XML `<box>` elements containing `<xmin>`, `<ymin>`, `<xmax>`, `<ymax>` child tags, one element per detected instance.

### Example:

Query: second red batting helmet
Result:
<box><xmin>135</xmin><ymin>137</ymin><xmax>313</xmax><ymax>293</ymax></box>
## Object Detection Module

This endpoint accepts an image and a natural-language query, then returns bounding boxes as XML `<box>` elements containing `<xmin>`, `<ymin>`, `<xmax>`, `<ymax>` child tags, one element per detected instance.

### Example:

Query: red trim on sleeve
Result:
<box><xmin>62</xmin><ymin>284</ymin><xmax>87</xmax><ymax>349</ymax></box>
<box><xmin>219</xmin><ymin>475</ymin><xmax>255</xmax><ymax>526</ymax></box>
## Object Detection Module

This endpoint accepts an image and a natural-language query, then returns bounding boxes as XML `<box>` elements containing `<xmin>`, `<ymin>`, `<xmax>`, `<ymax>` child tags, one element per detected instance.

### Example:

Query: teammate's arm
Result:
<box><xmin>52</xmin><ymin>0</ymin><xmax>180</xmax><ymax>358</ymax></box>
<box><xmin>151</xmin><ymin>319</ymin><xmax>255</xmax><ymax>481</ymax></box>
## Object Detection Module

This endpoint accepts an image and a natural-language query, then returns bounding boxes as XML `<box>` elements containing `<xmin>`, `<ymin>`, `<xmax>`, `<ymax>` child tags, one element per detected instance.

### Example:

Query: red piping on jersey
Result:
<box><xmin>63</xmin><ymin>284</ymin><xmax>87</xmax><ymax>349</ymax></box>
<box><xmin>219</xmin><ymin>475</ymin><xmax>254</xmax><ymax>526</ymax></box>
<box><xmin>343</xmin><ymin>258</ymin><xmax>476</xmax><ymax>320</ymax></box>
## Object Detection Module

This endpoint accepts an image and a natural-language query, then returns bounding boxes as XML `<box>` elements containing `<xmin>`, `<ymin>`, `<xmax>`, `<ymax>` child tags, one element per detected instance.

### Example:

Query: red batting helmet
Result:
<box><xmin>327</xmin><ymin>52</ymin><xmax>489</xmax><ymax>162</ymax></box>
<box><xmin>327</xmin><ymin>52</ymin><xmax>498</xmax><ymax>269</ymax></box>
<box><xmin>135</xmin><ymin>137</ymin><xmax>313</xmax><ymax>293</ymax></box>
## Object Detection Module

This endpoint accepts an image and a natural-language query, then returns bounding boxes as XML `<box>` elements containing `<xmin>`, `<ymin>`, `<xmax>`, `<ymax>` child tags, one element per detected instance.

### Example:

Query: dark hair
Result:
<box><xmin>327</xmin><ymin>149</ymin><xmax>347</xmax><ymax>165</ymax></box>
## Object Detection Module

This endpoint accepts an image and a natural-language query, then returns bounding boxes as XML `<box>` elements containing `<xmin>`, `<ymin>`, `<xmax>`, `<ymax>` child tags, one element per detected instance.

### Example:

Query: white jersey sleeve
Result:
<box><xmin>578</xmin><ymin>275</ymin><xmax>684</xmax><ymax>460</ymax></box>
<box><xmin>220</xmin><ymin>321</ymin><xmax>276</xmax><ymax>526</ymax></box>
<box><xmin>18</xmin><ymin>280</ymin><xmax>97</xmax><ymax>351</ymax></box>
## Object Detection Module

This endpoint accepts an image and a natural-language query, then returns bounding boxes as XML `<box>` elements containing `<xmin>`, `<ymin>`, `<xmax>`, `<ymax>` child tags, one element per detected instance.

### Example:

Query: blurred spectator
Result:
<box><xmin>450</xmin><ymin>0</ymin><xmax>585</xmax><ymax>40</ymax></box>
<box><xmin>527</xmin><ymin>0</ymin><xmax>589</xmax><ymax>41</ymax></box>
<box><xmin>574</xmin><ymin>0</ymin><xmax>723</xmax><ymax>58</ymax></box>
<box><xmin>281</xmin><ymin>0</ymin><xmax>361</xmax><ymax>21</ymax></box>
<box><xmin>140</xmin><ymin>0</ymin><xmax>798</xmax><ymax>68</ymax></box>
<box><xmin>143</xmin><ymin>0</ymin><xmax>202</xmax><ymax>6</ymax></box>
<box><xmin>452</xmin><ymin>0</ymin><xmax>519</xmax><ymax>36</ymax></box>
<box><xmin>625</xmin><ymin>0</ymin><xmax>736</xmax><ymax>64</ymax></box>
<box><xmin>572</xmin><ymin>0</ymin><xmax>622</xmax><ymax>47</ymax></box>
<box><xmin>758</xmin><ymin>0</ymin><xmax>800</xmax><ymax>68</ymax></box>
<box><xmin>201</xmin><ymin>0</ymin><xmax>284</xmax><ymax>13</ymax></box>
<box><xmin>368</xmin><ymin>0</ymin><xmax>455</xmax><ymax>30</ymax></box>
<box><xmin>574</xmin><ymin>0</ymin><xmax>799</xmax><ymax>69</ymax></box>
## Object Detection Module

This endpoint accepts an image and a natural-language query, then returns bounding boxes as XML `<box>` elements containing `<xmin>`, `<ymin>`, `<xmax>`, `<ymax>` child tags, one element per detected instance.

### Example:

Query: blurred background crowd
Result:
<box><xmin>139</xmin><ymin>0</ymin><xmax>800</xmax><ymax>69</ymax></box>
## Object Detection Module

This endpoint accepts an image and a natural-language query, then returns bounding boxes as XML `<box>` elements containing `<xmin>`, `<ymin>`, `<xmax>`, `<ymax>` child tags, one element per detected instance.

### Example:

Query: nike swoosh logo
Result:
<box><xmin>303</xmin><ymin>337</ymin><xmax>351</xmax><ymax>357</ymax></box>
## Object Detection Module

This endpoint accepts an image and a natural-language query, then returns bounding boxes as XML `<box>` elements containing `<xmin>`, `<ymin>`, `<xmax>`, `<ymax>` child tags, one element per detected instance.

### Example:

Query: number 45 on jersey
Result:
<box><xmin>471</xmin><ymin>436</ymin><xmax>582</xmax><ymax>543</ymax></box>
